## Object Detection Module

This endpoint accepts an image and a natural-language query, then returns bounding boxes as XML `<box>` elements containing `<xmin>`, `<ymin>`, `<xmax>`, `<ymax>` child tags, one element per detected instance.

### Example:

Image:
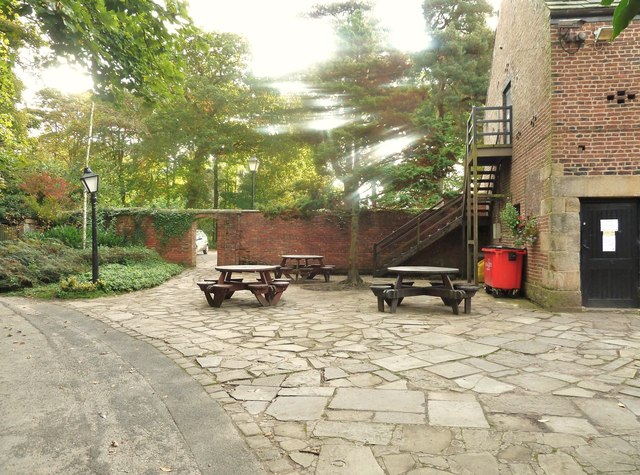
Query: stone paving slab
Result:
<box><xmin>316</xmin><ymin>445</ymin><xmax>384</xmax><ymax>475</ymax></box>
<box><xmin>58</xmin><ymin>259</ymin><xmax>640</xmax><ymax>474</ymax></box>
<box><xmin>428</xmin><ymin>399</ymin><xmax>490</xmax><ymax>428</ymax></box>
<box><xmin>313</xmin><ymin>421</ymin><xmax>394</xmax><ymax>445</ymax></box>
<box><xmin>329</xmin><ymin>388</ymin><xmax>425</xmax><ymax>413</ymax></box>
<box><xmin>266</xmin><ymin>396</ymin><xmax>328</xmax><ymax>421</ymax></box>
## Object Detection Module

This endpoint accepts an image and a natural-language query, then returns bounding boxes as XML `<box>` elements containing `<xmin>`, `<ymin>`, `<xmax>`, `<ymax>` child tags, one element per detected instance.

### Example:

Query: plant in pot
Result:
<box><xmin>500</xmin><ymin>202</ymin><xmax>538</xmax><ymax>248</ymax></box>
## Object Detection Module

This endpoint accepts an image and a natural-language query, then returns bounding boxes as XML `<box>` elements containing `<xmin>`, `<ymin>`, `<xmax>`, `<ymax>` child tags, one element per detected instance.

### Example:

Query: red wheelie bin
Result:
<box><xmin>481</xmin><ymin>246</ymin><xmax>526</xmax><ymax>297</ymax></box>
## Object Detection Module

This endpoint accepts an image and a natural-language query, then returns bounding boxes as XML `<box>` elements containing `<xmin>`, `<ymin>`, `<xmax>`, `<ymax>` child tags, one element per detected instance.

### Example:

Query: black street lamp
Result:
<box><xmin>248</xmin><ymin>156</ymin><xmax>260</xmax><ymax>209</ymax></box>
<box><xmin>80</xmin><ymin>167</ymin><xmax>99</xmax><ymax>283</ymax></box>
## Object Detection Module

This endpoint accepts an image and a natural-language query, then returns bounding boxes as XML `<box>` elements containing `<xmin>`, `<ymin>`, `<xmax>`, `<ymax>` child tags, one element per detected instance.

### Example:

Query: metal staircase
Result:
<box><xmin>372</xmin><ymin>106</ymin><xmax>512</xmax><ymax>278</ymax></box>
<box><xmin>372</xmin><ymin>195</ymin><xmax>464</xmax><ymax>276</ymax></box>
<box><xmin>464</xmin><ymin>106</ymin><xmax>512</xmax><ymax>283</ymax></box>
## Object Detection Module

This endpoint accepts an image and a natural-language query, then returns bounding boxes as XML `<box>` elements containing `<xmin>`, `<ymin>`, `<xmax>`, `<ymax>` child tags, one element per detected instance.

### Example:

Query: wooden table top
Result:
<box><xmin>281</xmin><ymin>255</ymin><xmax>324</xmax><ymax>259</ymax></box>
<box><xmin>215</xmin><ymin>265</ymin><xmax>278</xmax><ymax>272</ymax></box>
<box><xmin>387</xmin><ymin>266</ymin><xmax>459</xmax><ymax>275</ymax></box>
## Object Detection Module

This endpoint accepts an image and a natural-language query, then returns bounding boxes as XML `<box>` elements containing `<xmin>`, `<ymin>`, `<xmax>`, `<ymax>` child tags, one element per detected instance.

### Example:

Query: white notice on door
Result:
<box><xmin>601</xmin><ymin>219</ymin><xmax>618</xmax><ymax>252</ymax></box>
<box><xmin>600</xmin><ymin>219</ymin><xmax>619</xmax><ymax>232</ymax></box>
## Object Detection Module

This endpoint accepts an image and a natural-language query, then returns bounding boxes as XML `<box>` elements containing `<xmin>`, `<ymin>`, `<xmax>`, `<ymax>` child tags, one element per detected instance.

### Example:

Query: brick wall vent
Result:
<box><xmin>607</xmin><ymin>90</ymin><xmax>636</xmax><ymax>104</ymax></box>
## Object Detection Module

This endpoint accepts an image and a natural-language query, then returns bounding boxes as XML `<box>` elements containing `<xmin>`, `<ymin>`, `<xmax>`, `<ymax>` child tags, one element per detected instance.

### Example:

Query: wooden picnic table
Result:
<box><xmin>372</xmin><ymin>266</ymin><xmax>474</xmax><ymax>315</ymax></box>
<box><xmin>277</xmin><ymin>255</ymin><xmax>335</xmax><ymax>282</ymax></box>
<box><xmin>197</xmin><ymin>265</ymin><xmax>289</xmax><ymax>308</ymax></box>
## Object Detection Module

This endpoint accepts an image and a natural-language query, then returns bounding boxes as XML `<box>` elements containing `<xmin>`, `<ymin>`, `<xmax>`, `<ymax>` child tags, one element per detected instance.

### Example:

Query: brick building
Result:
<box><xmin>480</xmin><ymin>0</ymin><xmax>640</xmax><ymax>309</ymax></box>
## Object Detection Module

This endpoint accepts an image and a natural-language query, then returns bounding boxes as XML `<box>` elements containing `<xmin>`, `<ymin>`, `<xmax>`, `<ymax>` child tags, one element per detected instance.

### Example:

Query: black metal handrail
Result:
<box><xmin>466</xmin><ymin>105</ymin><xmax>512</xmax><ymax>157</ymax></box>
<box><xmin>372</xmin><ymin>195</ymin><xmax>464</xmax><ymax>272</ymax></box>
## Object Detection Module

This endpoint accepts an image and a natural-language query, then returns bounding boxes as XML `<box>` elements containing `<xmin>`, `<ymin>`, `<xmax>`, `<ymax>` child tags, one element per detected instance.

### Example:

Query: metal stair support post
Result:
<box><xmin>465</xmin><ymin>107</ymin><xmax>479</xmax><ymax>284</ymax></box>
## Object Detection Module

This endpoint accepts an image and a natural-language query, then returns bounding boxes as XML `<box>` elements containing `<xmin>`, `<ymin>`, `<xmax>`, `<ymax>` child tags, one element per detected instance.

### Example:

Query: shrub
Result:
<box><xmin>500</xmin><ymin>202</ymin><xmax>538</xmax><ymax>248</ymax></box>
<box><xmin>0</xmin><ymin>239</ymin><xmax>181</xmax><ymax>296</ymax></box>
<box><xmin>59</xmin><ymin>276</ymin><xmax>105</xmax><ymax>293</ymax></box>
<box><xmin>57</xmin><ymin>261</ymin><xmax>182</xmax><ymax>296</ymax></box>
<box><xmin>0</xmin><ymin>239</ymin><xmax>85</xmax><ymax>291</ymax></box>
<box><xmin>28</xmin><ymin>223</ymin><xmax>128</xmax><ymax>249</ymax></box>
<box><xmin>99</xmin><ymin>246</ymin><xmax>163</xmax><ymax>265</ymax></box>
<box><xmin>43</xmin><ymin>225</ymin><xmax>84</xmax><ymax>248</ymax></box>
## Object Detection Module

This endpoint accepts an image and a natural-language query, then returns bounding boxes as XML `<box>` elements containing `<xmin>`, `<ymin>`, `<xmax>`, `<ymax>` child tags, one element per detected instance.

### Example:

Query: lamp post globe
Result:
<box><xmin>80</xmin><ymin>167</ymin><xmax>99</xmax><ymax>193</ymax></box>
<box><xmin>247</xmin><ymin>157</ymin><xmax>260</xmax><ymax>209</ymax></box>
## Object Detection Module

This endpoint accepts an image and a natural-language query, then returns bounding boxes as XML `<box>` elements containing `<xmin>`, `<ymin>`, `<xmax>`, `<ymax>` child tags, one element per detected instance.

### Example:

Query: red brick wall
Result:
<box><xmin>551</xmin><ymin>22</ymin><xmax>640</xmax><ymax>176</ymax></box>
<box><xmin>216</xmin><ymin>210</ymin><xmax>414</xmax><ymax>272</ymax></box>
<box><xmin>115</xmin><ymin>215</ymin><xmax>196</xmax><ymax>267</ymax></box>
<box><xmin>485</xmin><ymin>0</ymin><xmax>553</xmax><ymax>285</ymax></box>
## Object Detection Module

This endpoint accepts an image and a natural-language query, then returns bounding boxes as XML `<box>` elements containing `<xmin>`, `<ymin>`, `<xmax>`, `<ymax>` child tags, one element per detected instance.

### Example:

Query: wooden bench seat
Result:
<box><xmin>454</xmin><ymin>283</ymin><xmax>481</xmax><ymax>314</ymax></box>
<box><xmin>369</xmin><ymin>282</ymin><xmax>416</xmax><ymax>311</ymax></box>
<box><xmin>317</xmin><ymin>265</ymin><xmax>335</xmax><ymax>282</ymax></box>
<box><xmin>197</xmin><ymin>282</ymin><xmax>235</xmax><ymax>307</ymax></box>
<box><xmin>371</xmin><ymin>282</ymin><xmax>479</xmax><ymax>315</ymax></box>
<box><xmin>246</xmin><ymin>283</ymin><xmax>271</xmax><ymax>306</ymax></box>
<box><xmin>269</xmin><ymin>280</ymin><xmax>290</xmax><ymax>305</ymax></box>
<box><xmin>278</xmin><ymin>265</ymin><xmax>335</xmax><ymax>282</ymax></box>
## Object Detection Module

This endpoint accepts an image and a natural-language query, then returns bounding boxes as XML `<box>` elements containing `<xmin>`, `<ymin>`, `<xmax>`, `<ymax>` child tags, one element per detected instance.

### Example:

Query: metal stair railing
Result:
<box><xmin>372</xmin><ymin>195</ymin><xmax>464</xmax><ymax>274</ymax></box>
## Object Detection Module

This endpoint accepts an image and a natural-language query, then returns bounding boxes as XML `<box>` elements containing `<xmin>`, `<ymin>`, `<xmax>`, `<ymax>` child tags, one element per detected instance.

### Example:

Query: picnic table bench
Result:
<box><xmin>197</xmin><ymin>265</ymin><xmax>289</xmax><ymax>308</ymax></box>
<box><xmin>371</xmin><ymin>266</ymin><xmax>479</xmax><ymax>315</ymax></box>
<box><xmin>277</xmin><ymin>255</ymin><xmax>335</xmax><ymax>282</ymax></box>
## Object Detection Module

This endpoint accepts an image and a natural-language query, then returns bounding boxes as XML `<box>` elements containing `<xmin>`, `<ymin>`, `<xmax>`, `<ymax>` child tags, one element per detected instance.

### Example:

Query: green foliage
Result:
<box><xmin>376</xmin><ymin>114</ymin><xmax>465</xmax><ymax>207</ymax></box>
<box><xmin>57</xmin><ymin>261</ymin><xmax>182</xmax><ymax>296</ymax></box>
<box><xmin>500</xmin><ymin>202</ymin><xmax>538</xmax><ymax>247</ymax></box>
<box><xmin>147</xmin><ymin>210</ymin><xmax>194</xmax><ymax>245</ymax></box>
<box><xmin>310</xmin><ymin>2</ymin><xmax>380</xmax><ymax>59</ymax></box>
<box><xmin>602</xmin><ymin>0</ymin><xmax>640</xmax><ymax>38</ymax></box>
<box><xmin>0</xmin><ymin>237</ymin><xmax>182</xmax><ymax>297</ymax></box>
<box><xmin>0</xmin><ymin>191</ymin><xmax>32</xmax><ymax>225</ymax></box>
<box><xmin>2</xmin><ymin>0</ymin><xmax>191</xmax><ymax>101</ymax></box>
<box><xmin>0</xmin><ymin>239</ymin><xmax>86</xmax><ymax>291</ymax></box>
<box><xmin>416</xmin><ymin>0</ymin><xmax>494</xmax><ymax>121</ymax></box>
<box><xmin>28</xmin><ymin>222</ymin><xmax>128</xmax><ymax>249</ymax></box>
<box><xmin>35</xmin><ymin>225</ymin><xmax>83</xmax><ymax>248</ymax></box>
<box><xmin>99</xmin><ymin>246</ymin><xmax>164</xmax><ymax>265</ymax></box>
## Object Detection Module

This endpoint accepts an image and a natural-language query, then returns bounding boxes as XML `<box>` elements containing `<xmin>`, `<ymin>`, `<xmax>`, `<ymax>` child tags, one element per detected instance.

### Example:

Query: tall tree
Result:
<box><xmin>307</xmin><ymin>0</ymin><xmax>411</xmax><ymax>284</ymax></box>
<box><xmin>1</xmin><ymin>0</ymin><xmax>191</xmax><ymax>221</ymax></box>
<box><xmin>0</xmin><ymin>5</ymin><xmax>31</xmax><ymax>213</ymax></box>
<box><xmin>378</xmin><ymin>0</ymin><xmax>494</xmax><ymax>205</ymax></box>
<box><xmin>141</xmin><ymin>29</ymin><xmax>258</xmax><ymax>208</ymax></box>
<box><xmin>27</xmin><ymin>90</ymin><xmax>151</xmax><ymax>208</ymax></box>
<box><xmin>416</xmin><ymin>0</ymin><xmax>494</xmax><ymax>122</ymax></box>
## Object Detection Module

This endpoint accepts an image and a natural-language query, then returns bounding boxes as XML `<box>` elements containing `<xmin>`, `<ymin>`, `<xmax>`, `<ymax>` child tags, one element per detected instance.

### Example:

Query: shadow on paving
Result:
<box><xmin>0</xmin><ymin>293</ymin><xmax>265</xmax><ymax>475</ymax></box>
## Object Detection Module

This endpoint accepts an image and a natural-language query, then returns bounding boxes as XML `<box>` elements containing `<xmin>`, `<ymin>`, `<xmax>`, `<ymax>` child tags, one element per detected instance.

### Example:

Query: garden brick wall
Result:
<box><xmin>114</xmin><ymin>210</ymin><xmax>424</xmax><ymax>273</ymax></box>
<box><xmin>216</xmin><ymin>210</ymin><xmax>415</xmax><ymax>272</ymax></box>
<box><xmin>115</xmin><ymin>215</ymin><xmax>196</xmax><ymax>267</ymax></box>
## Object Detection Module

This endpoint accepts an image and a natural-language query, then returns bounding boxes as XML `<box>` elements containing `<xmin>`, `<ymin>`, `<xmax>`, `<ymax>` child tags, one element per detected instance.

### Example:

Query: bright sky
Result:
<box><xmin>20</xmin><ymin>0</ymin><xmax>501</xmax><ymax>97</ymax></box>
<box><xmin>189</xmin><ymin>0</ymin><xmax>430</xmax><ymax>77</ymax></box>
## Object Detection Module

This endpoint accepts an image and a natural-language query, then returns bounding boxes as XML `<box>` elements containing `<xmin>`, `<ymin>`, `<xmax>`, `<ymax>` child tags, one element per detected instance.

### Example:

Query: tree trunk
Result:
<box><xmin>345</xmin><ymin>200</ymin><xmax>363</xmax><ymax>284</ymax></box>
<box><xmin>342</xmin><ymin>180</ymin><xmax>363</xmax><ymax>285</ymax></box>
<box><xmin>213</xmin><ymin>157</ymin><xmax>219</xmax><ymax>208</ymax></box>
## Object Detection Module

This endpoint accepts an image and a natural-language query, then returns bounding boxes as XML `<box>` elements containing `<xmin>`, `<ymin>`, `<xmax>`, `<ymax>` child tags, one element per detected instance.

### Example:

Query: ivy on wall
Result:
<box><xmin>152</xmin><ymin>211</ymin><xmax>194</xmax><ymax>246</ymax></box>
<box><xmin>101</xmin><ymin>208</ymin><xmax>199</xmax><ymax>247</ymax></box>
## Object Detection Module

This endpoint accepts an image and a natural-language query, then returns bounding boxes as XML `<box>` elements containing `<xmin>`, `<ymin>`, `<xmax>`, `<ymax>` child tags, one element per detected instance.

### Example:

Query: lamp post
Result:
<box><xmin>248</xmin><ymin>156</ymin><xmax>260</xmax><ymax>209</ymax></box>
<box><xmin>80</xmin><ymin>167</ymin><xmax>99</xmax><ymax>283</ymax></box>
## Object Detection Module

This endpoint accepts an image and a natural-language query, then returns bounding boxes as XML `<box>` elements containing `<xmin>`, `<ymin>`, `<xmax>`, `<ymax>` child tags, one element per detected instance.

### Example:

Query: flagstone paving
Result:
<box><xmin>64</xmin><ymin>258</ymin><xmax>640</xmax><ymax>474</ymax></box>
